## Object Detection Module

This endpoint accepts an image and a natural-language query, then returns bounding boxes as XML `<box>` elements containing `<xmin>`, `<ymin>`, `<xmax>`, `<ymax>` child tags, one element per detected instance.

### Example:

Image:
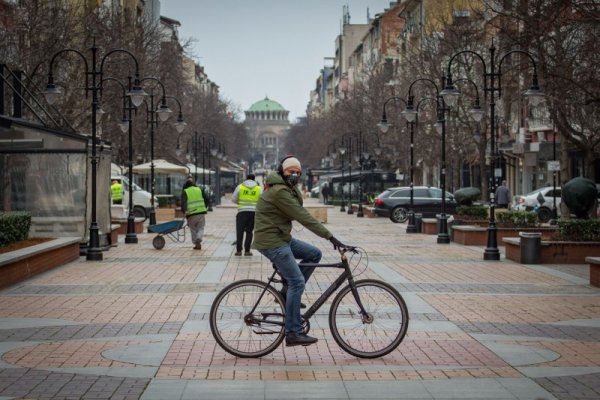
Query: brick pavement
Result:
<box><xmin>0</xmin><ymin>198</ymin><xmax>598</xmax><ymax>399</ymax></box>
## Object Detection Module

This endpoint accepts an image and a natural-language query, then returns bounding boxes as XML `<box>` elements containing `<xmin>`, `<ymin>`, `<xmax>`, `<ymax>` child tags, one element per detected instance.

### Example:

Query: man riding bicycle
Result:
<box><xmin>253</xmin><ymin>155</ymin><xmax>346</xmax><ymax>347</ymax></box>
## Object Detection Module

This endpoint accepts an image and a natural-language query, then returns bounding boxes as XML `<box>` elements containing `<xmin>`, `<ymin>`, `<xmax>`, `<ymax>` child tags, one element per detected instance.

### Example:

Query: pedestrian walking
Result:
<box><xmin>111</xmin><ymin>179</ymin><xmax>123</xmax><ymax>205</ymax></box>
<box><xmin>496</xmin><ymin>180</ymin><xmax>511</xmax><ymax>209</ymax></box>
<box><xmin>321</xmin><ymin>183</ymin><xmax>330</xmax><ymax>205</ymax></box>
<box><xmin>232</xmin><ymin>174</ymin><xmax>262</xmax><ymax>256</ymax></box>
<box><xmin>181</xmin><ymin>175</ymin><xmax>210</xmax><ymax>250</ymax></box>
<box><xmin>253</xmin><ymin>155</ymin><xmax>347</xmax><ymax>347</ymax></box>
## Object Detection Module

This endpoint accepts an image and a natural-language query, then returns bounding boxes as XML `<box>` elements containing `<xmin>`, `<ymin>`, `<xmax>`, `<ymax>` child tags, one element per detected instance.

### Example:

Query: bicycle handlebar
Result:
<box><xmin>337</xmin><ymin>246</ymin><xmax>358</xmax><ymax>255</ymax></box>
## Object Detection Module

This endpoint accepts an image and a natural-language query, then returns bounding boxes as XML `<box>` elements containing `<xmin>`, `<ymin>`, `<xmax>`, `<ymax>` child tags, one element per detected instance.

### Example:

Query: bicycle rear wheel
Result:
<box><xmin>210</xmin><ymin>279</ymin><xmax>285</xmax><ymax>358</ymax></box>
<box><xmin>329</xmin><ymin>279</ymin><xmax>408</xmax><ymax>358</ymax></box>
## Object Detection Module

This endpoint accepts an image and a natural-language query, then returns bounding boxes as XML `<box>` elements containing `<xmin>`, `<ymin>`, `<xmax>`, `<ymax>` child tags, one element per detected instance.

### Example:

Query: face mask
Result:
<box><xmin>284</xmin><ymin>173</ymin><xmax>299</xmax><ymax>187</ymax></box>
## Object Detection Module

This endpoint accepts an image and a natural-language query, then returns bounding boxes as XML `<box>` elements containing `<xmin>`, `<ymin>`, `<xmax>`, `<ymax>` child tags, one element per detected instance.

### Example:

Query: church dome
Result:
<box><xmin>248</xmin><ymin>97</ymin><xmax>286</xmax><ymax>112</ymax></box>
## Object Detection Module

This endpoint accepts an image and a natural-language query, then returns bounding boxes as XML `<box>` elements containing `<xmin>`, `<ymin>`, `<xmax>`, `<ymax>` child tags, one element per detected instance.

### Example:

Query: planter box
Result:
<box><xmin>453</xmin><ymin>225</ymin><xmax>556</xmax><ymax>246</ymax></box>
<box><xmin>111</xmin><ymin>218</ymin><xmax>145</xmax><ymax>235</ymax></box>
<box><xmin>586</xmin><ymin>257</ymin><xmax>600</xmax><ymax>287</ymax></box>
<box><xmin>156</xmin><ymin>208</ymin><xmax>175</xmax><ymax>222</ymax></box>
<box><xmin>305</xmin><ymin>205</ymin><xmax>328</xmax><ymax>223</ymax></box>
<box><xmin>422</xmin><ymin>218</ymin><xmax>438</xmax><ymax>234</ymax></box>
<box><xmin>0</xmin><ymin>238</ymin><xmax>80</xmax><ymax>289</ymax></box>
<box><xmin>504</xmin><ymin>237</ymin><xmax>600</xmax><ymax>264</ymax></box>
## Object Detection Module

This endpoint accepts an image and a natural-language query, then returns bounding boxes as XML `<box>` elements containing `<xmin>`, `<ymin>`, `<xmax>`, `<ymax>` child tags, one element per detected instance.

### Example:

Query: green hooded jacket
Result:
<box><xmin>253</xmin><ymin>172</ymin><xmax>332</xmax><ymax>250</ymax></box>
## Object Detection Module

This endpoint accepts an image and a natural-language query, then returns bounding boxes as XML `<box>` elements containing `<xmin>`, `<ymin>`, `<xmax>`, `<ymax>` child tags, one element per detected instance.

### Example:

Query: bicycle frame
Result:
<box><xmin>248</xmin><ymin>252</ymin><xmax>370</xmax><ymax>327</ymax></box>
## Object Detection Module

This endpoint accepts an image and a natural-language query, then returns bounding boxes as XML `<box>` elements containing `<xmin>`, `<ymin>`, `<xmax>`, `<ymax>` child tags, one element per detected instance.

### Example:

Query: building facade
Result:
<box><xmin>244</xmin><ymin>97</ymin><xmax>290</xmax><ymax>175</ymax></box>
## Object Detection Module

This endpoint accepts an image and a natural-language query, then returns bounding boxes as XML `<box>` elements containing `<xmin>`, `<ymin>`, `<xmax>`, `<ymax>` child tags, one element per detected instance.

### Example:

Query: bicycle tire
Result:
<box><xmin>210</xmin><ymin>279</ymin><xmax>285</xmax><ymax>358</ymax></box>
<box><xmin>329</xmin><ymin>279</ymin><xmax>408</xmax><ymax>358</ymax></box>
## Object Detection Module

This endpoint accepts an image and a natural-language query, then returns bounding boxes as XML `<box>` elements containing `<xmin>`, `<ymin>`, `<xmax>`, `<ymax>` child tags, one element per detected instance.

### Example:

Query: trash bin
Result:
<box><xmin>519</xmin><ymin>232</ymin><xmax>542</xmax><ymax>264</ymax></box>
<box><xmin>414</xmin><ymin>214</ymin><xmax>423</xmax><ymax>233</ymax></box>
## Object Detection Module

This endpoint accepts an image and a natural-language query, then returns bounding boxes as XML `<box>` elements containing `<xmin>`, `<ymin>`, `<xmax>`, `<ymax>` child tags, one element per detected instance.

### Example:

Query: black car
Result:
<box><xmin>373</xmin><ymin>186</ymin><xmax>457</xmax><ymax>223</ymax></box>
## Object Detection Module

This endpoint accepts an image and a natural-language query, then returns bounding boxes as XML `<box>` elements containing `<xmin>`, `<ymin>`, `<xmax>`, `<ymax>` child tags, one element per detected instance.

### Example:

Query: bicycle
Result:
<box><xmin>209</xmin><ymin>246</ymin><xmax>409</xmax><ymax>359</ymax></box>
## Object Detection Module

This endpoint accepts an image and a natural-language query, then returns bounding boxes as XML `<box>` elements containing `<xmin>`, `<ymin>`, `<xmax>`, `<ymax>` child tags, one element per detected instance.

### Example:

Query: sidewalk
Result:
<box><xmin>0</xmin><ymin>198</ymin><xmax>598</xmax><ymax>399</ymax></box>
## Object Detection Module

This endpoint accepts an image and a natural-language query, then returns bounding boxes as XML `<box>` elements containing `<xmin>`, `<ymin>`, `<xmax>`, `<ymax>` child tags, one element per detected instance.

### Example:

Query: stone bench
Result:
<box><xmin>586</xmin><ymin>257</ymin><xmax>600</xmax><ymax>287</ymax></box>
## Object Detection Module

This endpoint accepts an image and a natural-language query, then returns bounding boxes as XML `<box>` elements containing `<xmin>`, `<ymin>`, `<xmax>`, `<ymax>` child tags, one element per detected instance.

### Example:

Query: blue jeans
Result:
<box><xmin>259</xmin><ymin>239</ymin><xmax>322</xmax><ymax>334</ymax></box>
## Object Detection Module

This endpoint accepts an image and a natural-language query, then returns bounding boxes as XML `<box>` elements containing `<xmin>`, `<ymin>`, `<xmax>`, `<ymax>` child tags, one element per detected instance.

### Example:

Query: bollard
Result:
<box><xmin>414</xmin><ymin>214</ymin><xmax>423</xmax><ymax>233</ymax></box>
<box><xmin>519</xmin><ymin>232</ymin><xmax>542</xmax><ymax>264</ymax></box>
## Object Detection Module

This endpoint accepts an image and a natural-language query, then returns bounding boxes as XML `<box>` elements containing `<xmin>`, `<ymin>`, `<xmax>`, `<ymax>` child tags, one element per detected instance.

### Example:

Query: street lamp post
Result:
<box><xmin>206</xmin><ymin>135</ymin><xmax>218</xmax><ymax>211</ymax></box>
<box><xmin>378</xmin><ymin>96</ymin><xmax>422</xmax><ymax>233</ymax></box>
<box><xmin>176</xmin><ymin>131</ymin><xmax>201</xmax><ymax>183</ymax></box>
<box><xmin>98</xmin><ymin>76</ymin><xmax>139</xmax><ymax>244</ymax></box>
<box><xmin>43</xmin><ymin>41</ymin><xmax>147</xmax><ymax>260</ymax></box>
<box><xmin>140</xmin><ymin>78</ymin><xmax>172</xmax><ymax>226</ymax></box>
<box><xmin>400</xmin><ymin>78</ymin><xmax>451</xmax><ymax>244</ymax></box>
<box><xmin>441</xmin><ymin>41</ymin><xmax>544</xmax><ymax>260</ymax></box>
<box><xmin>339</xmin><ymin>133</ymin><xmax>354</xmax><ymax>215</ymax></box>
<box><xmin>552</xmin><ymin>130</ymin><xmax>558</xmax><ymax>222</ymax></box>
<box><xmin>338</xmin><ymin>143</ymin><xmax>346</xmax><ymax>212</ymax></box>
<box><xmin>354</xmin><ymin>131</ymin><xmax>367</xmax><ymax>218</ymax></box>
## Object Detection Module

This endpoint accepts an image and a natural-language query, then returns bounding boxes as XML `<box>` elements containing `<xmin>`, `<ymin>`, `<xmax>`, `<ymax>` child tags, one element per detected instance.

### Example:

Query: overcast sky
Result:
<box><xmin>160</xmin><ymin>0</ymin><xmax>395</xmax><ymax>122</ymax></box>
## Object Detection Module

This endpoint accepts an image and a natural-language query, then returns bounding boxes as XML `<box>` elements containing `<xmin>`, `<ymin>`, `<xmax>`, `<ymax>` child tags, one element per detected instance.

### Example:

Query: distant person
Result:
<box><xmin>495</xmin><ymin>180</ymin><xmax>511</xmax><ymax>209</ymax></box>
<box><xmin>321</xmin><ymin>183</ymin><xmax>330</xmax><ymax>205</ymax></box>
<box><xmin>181</xmin><ymin>175</ymin><xmax>210</xmax><ymax>250</ymax></box>
<box><xmin>231</xmin><ymin>174</ymin><xmax>262</xmax><ymax>256</ymax></box>
<box><xmin>111</xmin><ymin>179</ymin><xmax>123</xmax><ymax>205</ymax></box>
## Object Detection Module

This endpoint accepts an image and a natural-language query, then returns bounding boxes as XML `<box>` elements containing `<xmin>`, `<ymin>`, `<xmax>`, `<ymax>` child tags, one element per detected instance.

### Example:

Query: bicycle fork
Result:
<box><xmin>348</xmin><ymin>277</ymin><xmax>374</xmax><ymax>324</ymax></box>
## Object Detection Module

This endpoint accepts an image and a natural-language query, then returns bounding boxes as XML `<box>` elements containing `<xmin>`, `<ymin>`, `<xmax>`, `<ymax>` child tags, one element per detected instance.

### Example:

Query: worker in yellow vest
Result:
<box><xmin>231</xmin><ymin>173</ymin><xmax>262</xmax><ymax>256</ymax></box>
<box><xmin>111</xmin><ymin>180</ymin><xmax>123</xmax><ymax>204</ymax></box>
<box><xmin>181</xmin><ymin>175</ymin><xmax>210</xmax><ymax>250</ymax></box>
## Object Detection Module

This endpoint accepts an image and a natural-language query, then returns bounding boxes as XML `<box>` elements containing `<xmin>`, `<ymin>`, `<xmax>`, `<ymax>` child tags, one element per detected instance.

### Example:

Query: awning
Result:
<box><xmin>132</xmin><ymin>159</ymin><xmax>188</xmax><ymax>175</ymax></box>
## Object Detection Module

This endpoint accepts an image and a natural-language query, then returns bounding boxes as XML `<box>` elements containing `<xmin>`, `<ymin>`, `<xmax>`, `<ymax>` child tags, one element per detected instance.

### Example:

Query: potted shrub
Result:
<box><xmin>496</xmin><ymin>210</ymin><xmax>538</xmax><ymax>228</ymax></box>
<box><xmin>451</xmin><ymin>187</ymin><xmax>488</xmax><ymax>227</ymax></box>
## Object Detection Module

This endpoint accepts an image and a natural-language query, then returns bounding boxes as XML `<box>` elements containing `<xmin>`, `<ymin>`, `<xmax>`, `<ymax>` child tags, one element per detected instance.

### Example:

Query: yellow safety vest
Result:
<box><xmin>184</xmin><ymin>186</ymin><xmax>207</xmax><ymax>215</ymax></box>
<box><xmin>237</xmin><ymin>183</ymin><xmax>260</xmax><ymax>209</ymax></box>
<box><xmin>111</xmin><ymin>183</ymin><xmax>123</xmax><ymax>201</ymax></box>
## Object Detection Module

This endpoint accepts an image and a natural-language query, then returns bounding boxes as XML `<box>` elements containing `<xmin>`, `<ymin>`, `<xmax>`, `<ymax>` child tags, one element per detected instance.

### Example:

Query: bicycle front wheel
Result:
<box><xmin>329</xmin><ymin>279</ymin><xmax>409</xmax><ymax>358</ymax></box>
<box><xmin>210</xmin><ymin>279</ymin><xmax>285</xmax><ymax>358</ymax></box>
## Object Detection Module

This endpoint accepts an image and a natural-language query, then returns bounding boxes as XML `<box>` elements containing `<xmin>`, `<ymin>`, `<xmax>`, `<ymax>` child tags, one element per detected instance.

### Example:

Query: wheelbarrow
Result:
<box><xmin>148</xmin><ymin>218</ymin><xmax>186</xmax><ymax>249</ymax></box>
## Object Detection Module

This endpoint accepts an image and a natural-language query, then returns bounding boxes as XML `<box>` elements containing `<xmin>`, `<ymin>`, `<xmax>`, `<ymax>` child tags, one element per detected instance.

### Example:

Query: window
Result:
<box><xmin>414</xmin><ymin>188</ymin><xmax>429</xmax><ymax>198</ymax></box>
<box><xmin>390</xmin><ymin>189</ymin><xmax>409</xmax><ymax>198</ymax></box>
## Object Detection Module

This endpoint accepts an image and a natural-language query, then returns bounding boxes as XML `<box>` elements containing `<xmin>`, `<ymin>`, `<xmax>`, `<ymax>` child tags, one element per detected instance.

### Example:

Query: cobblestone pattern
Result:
<box><xmin>0</xmin><ymin>204</ymin><xmax>598</xmax><ymax>400</ymax></box>
<box><xmin>535</xmin><ymin>373</ymin><xmax>600</xmax><ymax>400</ymax></box>
<box><xmin>0</xmin><ymin>321</ymin><xmax>183</xmax><ymax>341</ymax></box>
<box><xmin>6</xmin><ymin>282</ymin><xmax>596</xmax><ymax>295</ymax></box>
<box><xmin>0</xmin><ymin>368</ymin><xmax>149</xmax><ymax>399</ymax></box>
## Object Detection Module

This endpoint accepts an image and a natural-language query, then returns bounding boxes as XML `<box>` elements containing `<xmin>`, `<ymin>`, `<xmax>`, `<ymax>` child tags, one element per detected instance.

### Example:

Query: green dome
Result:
<box><xmin>248</xmin><ymin>97</ymin><xmax>286</xmax><ymax>112</ymax></box>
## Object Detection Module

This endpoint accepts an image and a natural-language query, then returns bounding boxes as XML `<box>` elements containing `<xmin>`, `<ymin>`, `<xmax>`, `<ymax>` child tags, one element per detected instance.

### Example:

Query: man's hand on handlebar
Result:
<box><xmin>329</xmin><ymin>236</ymin><xmax>349</xmax><ymax>251</ymax></box>
<box><xmin>329</xmin><ymin>236</ymin><xmax>345</xmax><ymax>250</ymax></box>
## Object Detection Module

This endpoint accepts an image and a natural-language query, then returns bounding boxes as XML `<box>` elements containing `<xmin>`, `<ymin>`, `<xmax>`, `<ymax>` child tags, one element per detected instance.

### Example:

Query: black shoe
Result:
<box><xmin>279</xmin><ymin>291</ymin><xmax>306</xmax><ymax>309</ymax></box>
<box><xmin>285</xmin><ymin>333</ymin><xmax>318</xmax><ymax>347</ymax></box>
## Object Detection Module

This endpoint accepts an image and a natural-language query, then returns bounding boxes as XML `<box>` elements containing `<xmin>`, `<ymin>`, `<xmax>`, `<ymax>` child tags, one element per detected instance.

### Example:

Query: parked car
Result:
<box><xmin>513</xmin><ymin>186</ymin><xmax>562</xmax><ymax>223</ymax></box>
<box><xmin>514</xmin><ymin>184</ymin><xmax>600</xmax><ymax>222</ymax></box>
<box><xmin>373</xmin><ymin>186</ymin><xmax>457</xmax><ymax>223</ymax></box>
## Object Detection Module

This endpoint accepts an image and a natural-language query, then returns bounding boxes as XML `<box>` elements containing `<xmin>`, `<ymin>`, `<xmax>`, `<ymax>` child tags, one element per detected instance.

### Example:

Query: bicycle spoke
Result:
<box><xmin>330</xmin><ymin>280</ymin><xmax>408</xmax><ymax>358</ymax></box>
<box><xmin>210</xmin><ymin>280</ymin><xmax>285</xmax><ymax>358</ymax></box>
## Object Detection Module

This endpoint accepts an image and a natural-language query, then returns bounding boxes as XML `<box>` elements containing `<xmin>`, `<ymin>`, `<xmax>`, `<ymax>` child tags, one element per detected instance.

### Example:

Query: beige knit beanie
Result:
<box><xmin>281</xmin><ymin>157</ymin><xmax>302</xmax><ymax>173</ymax></box>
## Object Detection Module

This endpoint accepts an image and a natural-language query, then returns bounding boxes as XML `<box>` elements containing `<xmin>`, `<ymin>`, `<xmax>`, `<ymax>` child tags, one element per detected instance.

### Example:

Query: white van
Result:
<box><xmin>111</xmin><ymin>175</ymin><xmax>156</xmax><ymax>221</ymax></box>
